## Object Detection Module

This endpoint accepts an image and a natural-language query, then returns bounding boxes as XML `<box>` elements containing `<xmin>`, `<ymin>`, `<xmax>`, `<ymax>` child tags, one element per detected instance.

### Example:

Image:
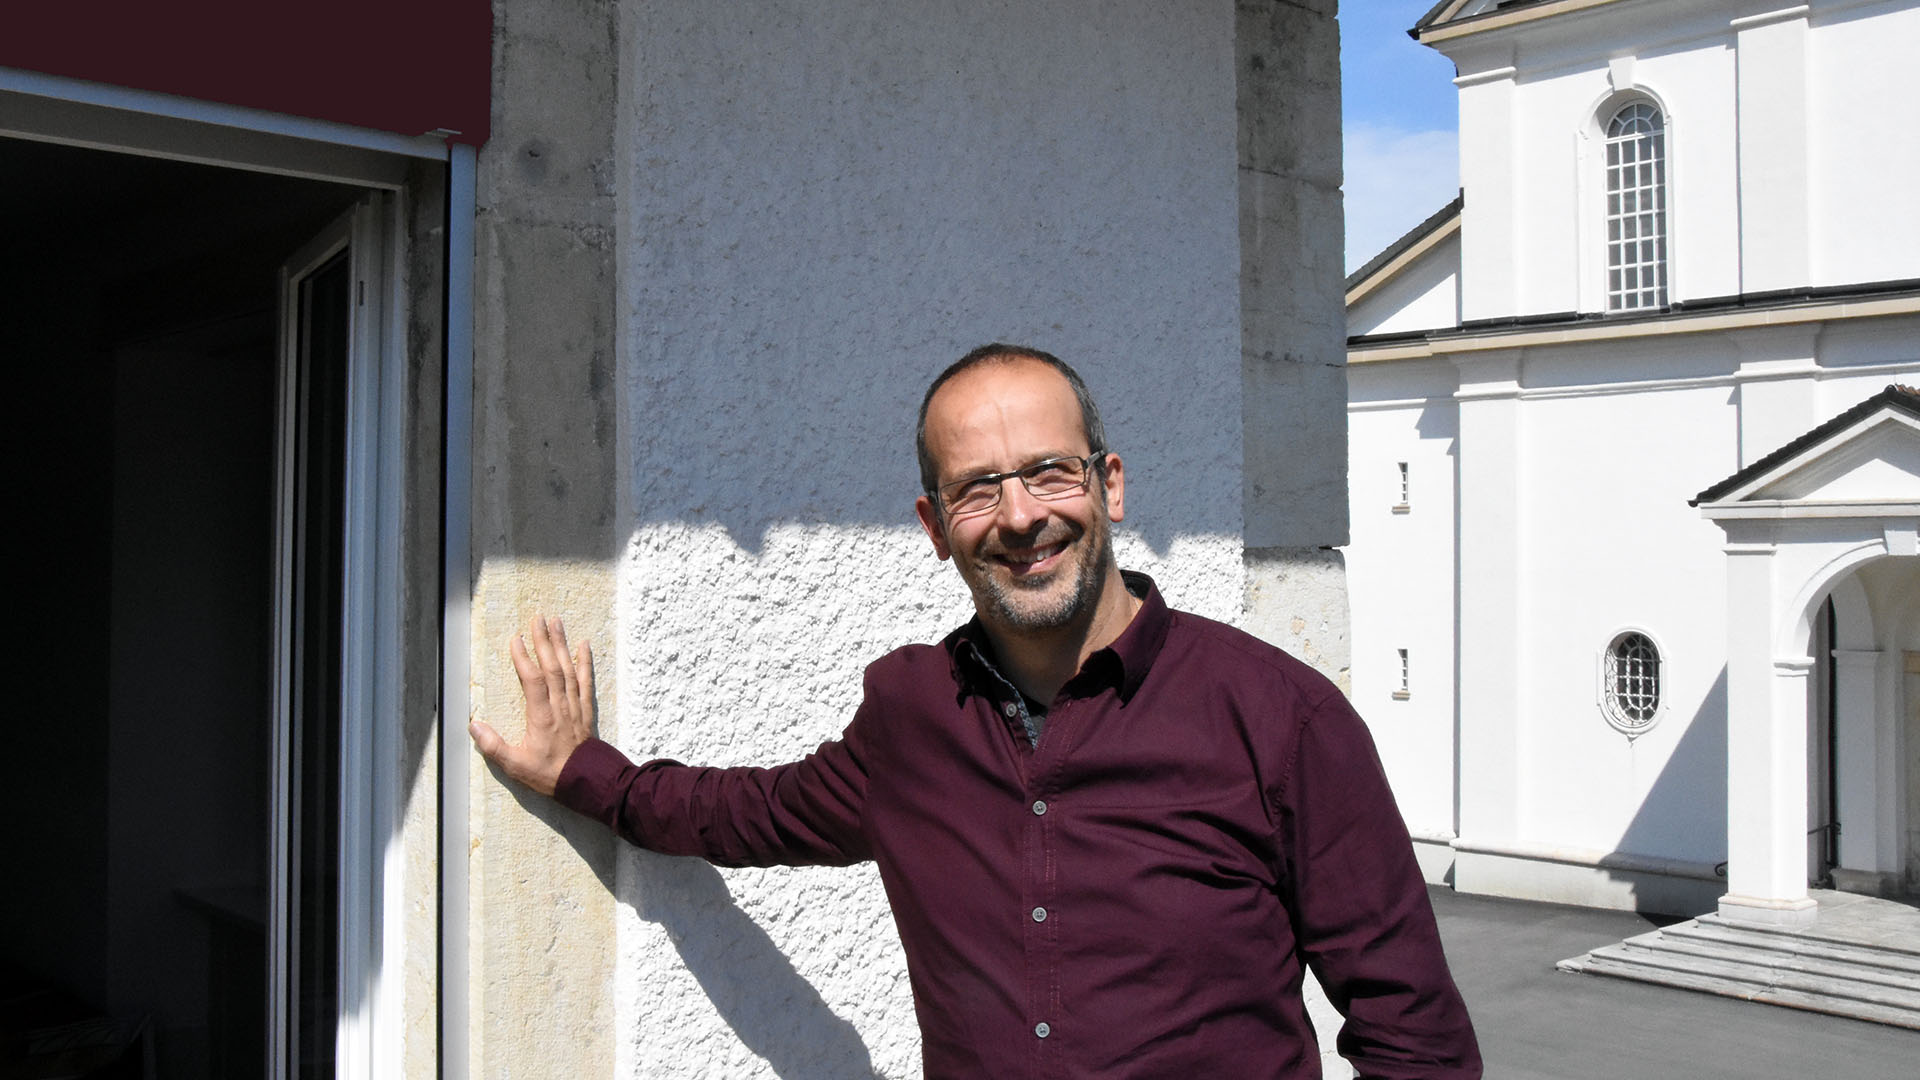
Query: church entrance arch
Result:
<box><xmin>1801</xmin><ymin>560</ymin><xmax>1916</xmax><ymax>895</ymax></box>
<box><xmin>1695</xmin><ymin>385</ymin><xmax>1920</xmax><ymax>924</ymax></box>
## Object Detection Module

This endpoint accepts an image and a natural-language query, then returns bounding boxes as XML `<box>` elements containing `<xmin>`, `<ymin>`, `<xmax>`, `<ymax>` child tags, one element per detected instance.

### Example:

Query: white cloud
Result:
<box><xmin>1342</xmin><ymin>122</ymin><xmax>1459</xmax><ymax>274</ymax></box>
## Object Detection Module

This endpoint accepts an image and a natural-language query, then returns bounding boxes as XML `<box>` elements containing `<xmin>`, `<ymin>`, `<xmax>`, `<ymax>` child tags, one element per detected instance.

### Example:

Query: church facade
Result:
<box><xmin>1346</xmin><ymin>0</ymin><xmax>1920</xmax><ymax>924</ymax></box>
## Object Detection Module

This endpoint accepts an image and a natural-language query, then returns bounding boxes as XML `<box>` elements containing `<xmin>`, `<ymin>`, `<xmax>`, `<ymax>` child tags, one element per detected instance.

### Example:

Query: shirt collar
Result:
<box><xmin>944</xmin><ymin>569</ymin><xmax>1170</xmax><ymax>705</ymax></box>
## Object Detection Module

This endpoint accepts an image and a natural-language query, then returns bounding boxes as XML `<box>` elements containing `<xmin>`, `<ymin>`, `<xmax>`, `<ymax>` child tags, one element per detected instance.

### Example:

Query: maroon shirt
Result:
<box><xmin>556</xmin><ymin>574</ymin><xmax>1479</xmax><ymax>1079</ymax></box>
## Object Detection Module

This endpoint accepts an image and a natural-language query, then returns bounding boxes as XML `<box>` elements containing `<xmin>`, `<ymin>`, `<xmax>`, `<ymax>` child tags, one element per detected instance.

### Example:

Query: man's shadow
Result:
<box><xmin>626</xmin><ymin>851</ymin><xmax>885</xmax><ymax>1079</ymax></box>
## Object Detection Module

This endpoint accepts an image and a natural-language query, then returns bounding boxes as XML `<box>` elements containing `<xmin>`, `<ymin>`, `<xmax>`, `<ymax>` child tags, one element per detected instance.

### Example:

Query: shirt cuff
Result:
<box><xmin>553</xmin><ymin>736</ymin><xmax>633</xmax><ymax>823</ymax></box>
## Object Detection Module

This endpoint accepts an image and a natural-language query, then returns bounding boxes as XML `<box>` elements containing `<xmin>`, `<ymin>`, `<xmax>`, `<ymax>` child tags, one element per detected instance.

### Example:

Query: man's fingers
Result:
<box><xmin>510</xmin><ymin>631</ymin><xmax>544</xmax><ymax>696</ymax></box>
<box><xmin>575</xmin><ymin>641</ymin><xmax>595</xmax><ymax>730</ymax></box>
<box><xmin>537</xmin><ymin>616</ymin><xmax>572</xmax><ymax>712</ymax></box>
<box><xmin>469</xmin><ymin>719</ymin><xmax>559</xmax><ymax>795</ymax></box>
<box><xmin>559</xmin><ymin>621</ymin><xmax>582</xmax><ymax>709</ymax></box>
<box><xmin>469</xmin><ymin>719</ymin><xmax>508</xmax><ymax>761</ymax></box>
<box><xmin>492</xmin><ymin>613</ymin><xmax>591</xmax><ymax>797</ymax></box>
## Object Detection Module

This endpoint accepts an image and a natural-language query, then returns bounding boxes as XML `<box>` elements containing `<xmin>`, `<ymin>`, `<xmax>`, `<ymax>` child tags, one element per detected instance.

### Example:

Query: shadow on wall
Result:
<box><xmin>1605</xmin><ymin>665</ymin><xmax>1730</xmax><ymax>916</ymax></box>
<box><xmin>493</xmin><ymin>773</ymin><xmax>883</xmax><ymax>1075</ymax></box>
<box><xmin>628</xmin><ymin>853</ymin><xmax>884</xmax><ymax>1080</ymax></box>
<box><xmin>501</xmin><ymin>777</ymin><xmax>617</xmax><ymax>893</ymax></box>
<box><xmin>624</xmin><ymin>346</ymin><xmax>1212</xmax><ymax>560</ymax></box>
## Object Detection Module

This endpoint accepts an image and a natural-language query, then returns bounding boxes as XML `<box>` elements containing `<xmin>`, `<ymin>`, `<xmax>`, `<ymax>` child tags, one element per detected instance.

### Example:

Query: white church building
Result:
<box><xmin>1345</xmin><ymin>0</ymin><xmax>1920</xmax><ymax>927</ymax></box>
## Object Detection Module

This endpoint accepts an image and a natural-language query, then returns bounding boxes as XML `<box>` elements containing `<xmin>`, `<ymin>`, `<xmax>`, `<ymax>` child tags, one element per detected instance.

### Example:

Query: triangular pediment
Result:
<box><xmin>1346</xmin><ymin>194</ymin><xmax>1462</xmax><ymax>311</ymax></box>
<box><xmin>1694</xmin><ymin>387</ymin><xmax>1920</xmax><ymax>509</ymax></box>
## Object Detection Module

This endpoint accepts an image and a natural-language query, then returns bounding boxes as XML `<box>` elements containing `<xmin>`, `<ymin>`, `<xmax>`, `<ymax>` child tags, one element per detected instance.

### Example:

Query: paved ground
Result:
<box><xmin>1429</xmin><ymin>887</ymin><xmax>1920</xmax><ymax>1079</ymax></box>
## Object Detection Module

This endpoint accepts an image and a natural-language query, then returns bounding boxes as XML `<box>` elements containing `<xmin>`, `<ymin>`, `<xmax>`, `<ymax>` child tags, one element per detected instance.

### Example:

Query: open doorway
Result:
<box><xmin>1810</xmin><ymin>597</ymin><xmax>1838</xmax><ymax>886</ymax></box>
<box><xmin>4</xmin><ymin>135</ymin><xmax>367</xmax><ymax>1077</ymax></box>
<box><xmin>1812</xmin><ymin>559</ymin><xmax>1920</xmax><ymax>898</ymax></box>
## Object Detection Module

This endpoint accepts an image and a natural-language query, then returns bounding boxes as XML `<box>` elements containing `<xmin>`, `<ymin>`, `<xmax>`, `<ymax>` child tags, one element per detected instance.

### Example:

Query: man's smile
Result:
<box><xmin>995</xmin><ymin>539</ymin><xmax>1069</xmax><ymax>575</ymax></box>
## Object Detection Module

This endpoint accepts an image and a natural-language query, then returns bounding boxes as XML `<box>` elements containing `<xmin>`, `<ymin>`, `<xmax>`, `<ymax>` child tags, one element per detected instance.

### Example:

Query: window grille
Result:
<box><xmin>1605</xmin><ymin>102</ymin><xmax>1667</xmax><ymax>311</ymax></box>
<box><xmin>1397</xmin><ymin>462</ymin><xmax>1410</xmax><ymax>508</ymax></box>
<box><xmin>1394</xmin><ymin>648</ymin><xmax>1410</xmax><ymax>699</ymax></box>
<box><xmin>1603</xmin><ymin>631</ymin><xmax>1661</xmax><ymax>733</ymax></box>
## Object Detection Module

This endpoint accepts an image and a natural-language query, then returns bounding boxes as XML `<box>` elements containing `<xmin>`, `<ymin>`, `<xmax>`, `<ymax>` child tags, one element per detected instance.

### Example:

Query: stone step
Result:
<box><xmin>1559</xmin><ymin>914</ymin><xmax>1920</xmax><ymax>1031</ymax></box>
<box><xmin>1563</xmin><ymin>948</ymin><xmax>1920</xmax><ymax>1031</ymax></box>
<box><xmin>1659</xmin><ymin>919</ymin><xmax>1920</xmax><ymax>981</ymax></box>
<box><xmin>1585</xmin><ymin>934</ymin><xmax>1920</xmax><ymax>1010</ymax></box>
<box><xmin>1689</xmin><ymin>907</ymin><xmax>1920</xmax><ymax>957</ymax></box>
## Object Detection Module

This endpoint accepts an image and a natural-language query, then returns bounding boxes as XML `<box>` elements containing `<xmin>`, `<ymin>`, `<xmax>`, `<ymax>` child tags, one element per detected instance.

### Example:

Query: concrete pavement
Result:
<box><xmin>1427</xmin><ymin>887</ymin><xmax>1920</xmax><ymax>1079</ymax></box>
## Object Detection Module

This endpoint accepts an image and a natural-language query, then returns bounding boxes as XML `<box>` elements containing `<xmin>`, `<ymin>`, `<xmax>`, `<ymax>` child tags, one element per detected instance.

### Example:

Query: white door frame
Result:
<box><xmin>269</xmin><ymin>193</ymin><xmax>410</xmax><ymax>1080</ymax></box>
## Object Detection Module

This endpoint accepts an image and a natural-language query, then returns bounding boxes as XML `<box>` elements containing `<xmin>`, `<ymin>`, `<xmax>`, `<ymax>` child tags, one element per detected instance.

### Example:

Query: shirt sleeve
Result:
<box><xmin>552</xmin><ymin>728</ymin><xmax>871</xmax><ymax>868</ymax></box>
<box><xmin>1275</xmin><ymin>687</ymin><xmax>1482</xmax><ymax>1080</ymax></box>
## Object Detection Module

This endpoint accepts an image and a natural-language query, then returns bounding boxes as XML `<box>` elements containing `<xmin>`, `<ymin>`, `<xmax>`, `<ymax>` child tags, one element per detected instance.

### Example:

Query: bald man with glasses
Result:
<box><xmin>472</xmin><ymin>343</ymin><xmax>1481</xmax><ymax>1079</ymax></box>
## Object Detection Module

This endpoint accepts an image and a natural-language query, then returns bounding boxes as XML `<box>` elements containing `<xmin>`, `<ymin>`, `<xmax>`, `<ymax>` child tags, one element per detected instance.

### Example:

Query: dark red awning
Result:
<box><xmin>4</xmin><ymin>2</ymin><xmax>491</xmax><ymax>146</ymax></box>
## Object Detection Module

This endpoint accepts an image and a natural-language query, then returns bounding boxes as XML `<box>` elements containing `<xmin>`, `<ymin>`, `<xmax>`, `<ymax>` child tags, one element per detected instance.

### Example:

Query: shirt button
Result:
<box><xmin>1034</xmin><ymin>1022</ymin><xmax>1051</xmax><ymax>1039</ymax></box>
<box><xmin>1001</xmin><ymin>701</ymin><xmax>1018</xmax><ymax>718</ymax></box>
<box><xmin>1031</xmin><ymin>906</ymin><xmax>1048</xmax><ymax>923</ymax></box>
<box><xmin>1031</xmin><ymin>800</ymin><xmax>1048</xmax><ymax>816</ymax></box>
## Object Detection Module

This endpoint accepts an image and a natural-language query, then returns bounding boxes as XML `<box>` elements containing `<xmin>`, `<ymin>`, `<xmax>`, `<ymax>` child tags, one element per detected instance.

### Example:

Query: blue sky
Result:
<box><xmin>1341</xmin><ymin>2</ymin><xmax>1462</xmax><ymax>273</ymax></box>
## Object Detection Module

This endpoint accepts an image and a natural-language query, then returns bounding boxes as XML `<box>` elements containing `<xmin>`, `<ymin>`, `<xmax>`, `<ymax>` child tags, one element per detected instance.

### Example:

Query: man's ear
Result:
<box><xmin>914</xmin><ymin>494</ymin><xmax>953</xmax><ymax>561</ymax></box>
<box><xmin>1099</xmin><ymin>452</ymin><xmax>1126</xmax><ymax>523</ymax></box>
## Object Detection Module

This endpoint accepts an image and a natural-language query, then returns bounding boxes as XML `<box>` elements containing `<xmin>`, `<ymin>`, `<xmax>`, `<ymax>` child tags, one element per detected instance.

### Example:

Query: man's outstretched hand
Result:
<box><xmin>469</xmin><ymin>615</ymin><xmax>595</xmax><ymax>797</ymax></box>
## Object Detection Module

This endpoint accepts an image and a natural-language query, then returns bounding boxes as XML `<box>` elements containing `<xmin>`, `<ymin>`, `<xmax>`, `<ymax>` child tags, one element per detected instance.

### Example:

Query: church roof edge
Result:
<box><xmin>1414</xmin><ymin>0</ymin><xmax>1631</xmax><ymax>42</ymax></box>
<box><xmin>1691</xmin><ymin>385</ymin><xmax>1920</xmax><ymax>505</ymax></box>
<box><xmin>1346</xmin><ymin>192</ymin><xmax>1465</xmax><ymax>298</ymax></box>
<box><xmin>1349</xmin><ymin>276</ymin><xmax>1920</xmax><ymax>350</ymax></box>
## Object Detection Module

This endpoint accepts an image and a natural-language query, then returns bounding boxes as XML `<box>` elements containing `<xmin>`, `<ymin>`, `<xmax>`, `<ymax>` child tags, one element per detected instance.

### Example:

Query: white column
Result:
<box><xmin>1453</xmin><ymin>352</ymin><xmax>1524</xmax><ymax>875</ymax></box>
<box><xmin>1720</xmin><ymin>537</ymin><xmax>1817</xmax><ymax>925</ymax></box>
<box><xmin>1833</xmin><ymin>649</ymin><xmax>1884</xmax><ymax>872</ymax></box>
<box><xmin>1733</xmin><ymin>5</ymin><xmax>1811</xmax><ymax>294</ymax></box>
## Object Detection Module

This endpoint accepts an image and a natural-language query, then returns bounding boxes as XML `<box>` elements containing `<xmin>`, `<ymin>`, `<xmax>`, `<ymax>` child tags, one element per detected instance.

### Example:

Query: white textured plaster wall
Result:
<box><xmin>609</xmin><ymin>2</ymin><xmax>1247</xmax><ymax>1074</ymax></box>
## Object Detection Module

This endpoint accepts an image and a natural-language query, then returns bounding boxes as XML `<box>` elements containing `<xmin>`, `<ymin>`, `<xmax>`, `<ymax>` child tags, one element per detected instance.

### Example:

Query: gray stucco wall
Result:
<box><xmin>614</xmin><ymin>6</ymin><xmax>1242</xmax><ymax>1074</ymax></box>
<box><xmin>468</xmin><ymin>1</ymin><xmax>1345</xmax><ymax>1075</ymax></box>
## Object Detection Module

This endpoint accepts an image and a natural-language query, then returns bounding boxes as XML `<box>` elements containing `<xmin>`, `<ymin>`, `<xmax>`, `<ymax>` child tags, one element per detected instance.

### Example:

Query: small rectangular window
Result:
<box><xmin>1393</xmin><ymin>649</ymin><xmax>1410</xmax><ymax>700</ymax></box>
<box><xmin>1392</xmin><ymin>462</ymin><xmax>1410</xmax><ymax>513</ymax></box>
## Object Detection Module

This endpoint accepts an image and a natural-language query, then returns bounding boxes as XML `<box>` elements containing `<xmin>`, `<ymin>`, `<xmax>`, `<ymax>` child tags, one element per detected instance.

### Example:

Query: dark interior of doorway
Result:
<box><xmin>3</xmin><ymin>135</ymin><xmax>361</xmax><ymax>1078</ymax></box>
<box><xmin>1811</xmin><ymin>597</ymin><xmax>1838</xmax><ymax>885</ymax></box>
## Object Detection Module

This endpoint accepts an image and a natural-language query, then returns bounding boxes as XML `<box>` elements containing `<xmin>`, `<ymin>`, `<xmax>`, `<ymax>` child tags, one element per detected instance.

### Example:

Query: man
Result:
<box><xmin>470</xmin><ymin>344</ymin><xmax>1481</xmax><ymax>1078</ymax></box>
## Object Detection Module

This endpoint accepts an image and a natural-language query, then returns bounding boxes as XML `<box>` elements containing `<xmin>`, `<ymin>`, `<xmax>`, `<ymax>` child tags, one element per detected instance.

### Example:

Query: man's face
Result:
<box><xmin>914</xmin><ymin>360</ymin><xmax>1125</xmax><ymax>634</ymax></box>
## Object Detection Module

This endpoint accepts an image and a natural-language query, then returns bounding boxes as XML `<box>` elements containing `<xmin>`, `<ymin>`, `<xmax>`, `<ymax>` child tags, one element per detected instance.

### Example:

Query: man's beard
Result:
<box><xmin>975</xmin><ymin>515</ymin><xmax>1113</xmax><ymax>632</ymax></box>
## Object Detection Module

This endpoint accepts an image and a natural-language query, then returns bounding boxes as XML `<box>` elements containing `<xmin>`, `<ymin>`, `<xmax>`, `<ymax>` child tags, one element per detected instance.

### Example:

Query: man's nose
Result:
<box><xmin>995</xmin><ymin>475</ymin><xmax>1049</xmax><ymax>533</ymax></box>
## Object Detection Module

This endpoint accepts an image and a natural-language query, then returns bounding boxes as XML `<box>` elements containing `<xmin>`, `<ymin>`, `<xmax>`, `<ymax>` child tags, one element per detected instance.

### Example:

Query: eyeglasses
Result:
<box><xmin>934</xmin><ymin>451</ymin><xmax>1106</xmax><ymax>518</ymax></box>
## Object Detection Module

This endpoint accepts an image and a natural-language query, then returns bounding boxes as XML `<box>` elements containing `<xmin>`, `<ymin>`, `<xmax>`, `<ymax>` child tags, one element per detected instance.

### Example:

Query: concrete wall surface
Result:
<box><xmin>464</xmin><ymin>1</ymin><xmax>1347</xmax><ymax>1077</ymax></box>
<box><xmin>468</xmin><ymin>0</ymin><xmax>623</xmax><ymax>1076</ymax></box>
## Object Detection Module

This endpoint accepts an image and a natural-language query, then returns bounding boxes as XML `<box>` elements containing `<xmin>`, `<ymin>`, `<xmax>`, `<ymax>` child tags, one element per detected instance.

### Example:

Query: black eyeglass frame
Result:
<box><xmin>930</xmin><ymin>450</ymin><xmax>1109</xmax><ymax>518</ymax></box>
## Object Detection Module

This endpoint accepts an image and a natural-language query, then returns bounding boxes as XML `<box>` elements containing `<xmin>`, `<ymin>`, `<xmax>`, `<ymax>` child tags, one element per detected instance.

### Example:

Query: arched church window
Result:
<box><xmin>1602</xmin><ymin>631</ymin><xmax>1662</xmax><ymax>734</ymax></box>
<box><xmin>1605</xmin><ymin>101</ymin><xmax>1667</xmax><ymax>311</ymax></box>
